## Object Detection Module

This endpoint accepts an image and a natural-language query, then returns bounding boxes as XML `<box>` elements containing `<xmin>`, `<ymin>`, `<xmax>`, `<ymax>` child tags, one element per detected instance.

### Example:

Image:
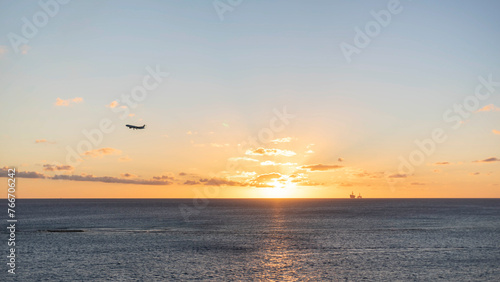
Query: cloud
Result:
<box><xmin>43</xmin><ymin>164</ymin><xmax>74</xmax><ymax>171</ymax></box>
<box><xmin>228</xmin><ymin>157</ymin><xmax>259</xmax><ymax>162</ymax></box>
<box><xmin>246</xmin><ymin>147</ymin><xmax>296</xmax><ymax>157</ymax></box>
<box><xmin>411</xmin><ymin>182</ymin><xmax>426</xmax><ymax>185</ymax></box>
<box><xmin>388</xmin><ymin>173</ymin><xmax>407</xmax><ymax>178</ymax></box>
<box><xmin>249</xmin><ymin>173</ymin><xmax>321</xmax><ymax>187</ymax></box>
<box><xmin>434</xmin><ymin>162</ymin><xmax>450</xmax><ymax>165</ymax></box>
<box><xmin>292</xmin><ymin>180</ymin><xmax>322</xmax><ymax>186</ymax></box>
<box><xmin>18</xmin><ymin>170</ymin><xmax>46</xmax><ymax>178</ymax></box>
<box><xmin>1</xmin><ymin>167</ymin><xmax>46</xmax><ymax>179</ymax></box>
<box><xmin>106</xmin><ymin>101</ymin><xmax>119</xmax><ymax>108</ymax></box>
<box><xmin>354</xmin><ymin>171</ymin><xmax>384</xmax><ymax>178</ymax></box>
<box><xmin>493</xmin><ymin>130</ymin><xmax>500</xmax><ymax>135</ymax></box>
<box><xmin>35</xmin><ymin>139</ymin><xmax>55</xmax><ymax>144</ymax></box>
<box><xmin>299</xmin><ymin>164</ymin><xmax>343</xmax><ymax>171</ymax></box>
<box><xmin>201</xmin><ymin>177</ymin><xmax>246</xmax><ymax>186</ymax></box>
<box><xmin>271</xmin><ymin>137</ymin><xmax>293</xmax><ymax>144</ymax></box>
<box><xmin>470</xmin><ymin>172</ymin><xmax>480</xmax><ymax>176</ymax></box>
<box><xmin>260</xmin><ymin>161</ymin><xmax>296</xmax><ymax>166</ymax></box>
<box><xmin>55</xmin><ymin>97</ymin><xmax>83</xmax><ymax>107</ymax></box>
<box><xmin>120</xmin><ymin>173</ymin><xmax>137</xmax><ymax>178</ymax></box>
<box><xmin>51</xmin><ymin>174</ymin><xmax>172</xmax><ymax>185</ymax></box>
<box><xmin>473</xmin><ymin>157</ymin><xmax>500</xmax><ymax>163</ymax></box>
<box><xmin>251</xmin><ymin>173</ymin><xmax>282</xmax><ymax>183</ymax></box>
<box><xmin>184</xmin><ymin>180</ymin><xmax>200</xmax><ymax>185</ymax></box>
<box><xmin>20</xmin><ymin>44</ymin><xmax>30</xmax><ymax>55</ymax></box>
<box><xmin>477</xmin><ymin>104</ymin><xmax>500</xmax><ymax>112</ymax></box>
<box><xmin>0</xmin><ymin>45</ymin><xmax>8</xmax><ymax>57</ymax></box>
<box><xmin>247</xmin><ymin>173</ymin><xmax>283</xmax><ymax>187</ymax></box>
<box><xmin>83</xmin><ymin>147</ymin><xmax>122</xmax><ymax>158</ymax></box>
<box><xmin>118</xmin><ymin>156</ymin><xmax>131</xmax><ymax>162</ymax></box>
<box><xmin>338</xmin><ymin>158</ymin><xmax>344</xmax><ymax>162</ymax></box>
<box><xmin>152</xmin><ymin>174</ymin><xmax>175</xmax><ymax>181</ymax></box>
<box><xmin>210</xmin><ymin>143</ymin><xmax>230</xmax><ymax>148</ymax></box>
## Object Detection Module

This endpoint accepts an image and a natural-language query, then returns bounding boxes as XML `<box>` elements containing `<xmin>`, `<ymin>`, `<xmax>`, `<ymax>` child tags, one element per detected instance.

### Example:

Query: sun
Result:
<box><xmin>260</xmin><ymin>179</ymin><xmax>297</xmax><ymax>198</ymax></box>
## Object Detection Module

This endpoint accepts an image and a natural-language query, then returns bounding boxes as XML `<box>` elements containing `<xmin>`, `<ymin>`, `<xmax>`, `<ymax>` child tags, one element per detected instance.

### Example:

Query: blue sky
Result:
<box><xmin>1</xmin><ymin>0</ymin><xmax>499</xmax><ymax>198</ymax></box>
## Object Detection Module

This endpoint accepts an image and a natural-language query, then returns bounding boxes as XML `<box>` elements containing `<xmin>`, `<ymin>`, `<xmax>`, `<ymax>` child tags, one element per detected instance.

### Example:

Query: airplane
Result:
<box><xmin>126</xmin><ymin>124</ymin><xmax>146</xmax><ymax>130</ymax></box>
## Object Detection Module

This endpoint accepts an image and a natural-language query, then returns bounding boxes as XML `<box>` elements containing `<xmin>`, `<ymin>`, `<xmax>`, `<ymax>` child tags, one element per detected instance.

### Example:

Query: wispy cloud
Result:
<box><xmin>299</xmin><ymin>164</ymin><xmax>343</xmax><ymax>171</ymax></box>
<box><xmin>476</xmin><ymin>104</ymin><xmax>500</xmax><ymax>112</ymax></box>
<box><xmin>248</xmin><ymin>172</ymin><xmax>320</xmax><ymax>187</ymax></box>
<box><xmin>210</xmin><ymin>143</ymin><xmax>230</xmax><ymax>148</ymax></box>
<box><xmin>271</xmin><ymin>137</ymin><xmax>294</xmax><ymax>144</ymax></box>
<box><xmin>20</xmin><ymin>44</ymin><xmax>30</xmax><ymax>55</ymax></box>
<box><xmin>228</xmin><ymin>157</ymin><xmax>259</xmax><ymax>162</ymax></box>
<box><xmin>305</xmin><ymin>144</ymin><xmax>315</xmax><ymax>154</ymax></box>
<box><xmin>120</xmin><ymin>173</ymin><xmax>137</xmax><ymax>178</ymax></box>
<box><xmin>246</xmin><ymin>147</ymin><xmax>296</xmax><ymax>157</ymax></box>
<box><xmin>260</xmin><ymin>161</ymin><xmax>296</xmax><ymax>166</ymax></box>
<box><xmin>83</xmin><ymin>147</ymin><xmax>122</xmax><ymax>158</ymax></box>
<box><xmin>473</xmin><ymin>157</ymin><xmax>500</xmax><ymax>163</ymax></box>
<box><xmin>0</xmin><ymin>45</ymin><xmax>8</xmax><ymax>57</ymax></box>
<box><xmin>106</xmin><ymin>101</ymin><xmax>119</xmax><ymax>108</ymax></box>
<box><xmin>1</xmin><ymin>167</ymin><xmax>46</xmax><ymax>179</ymax></box>
<box><xmin>55</xmin><ymin>97</ymin><xmax>83</xmax><ymax>107</ymax></box>
<box><xmin>35</xmin><ymin>139</ymin><xmax>55</xmax><ymax>144</ymax></box>
<box><xmin>289</xmin><ymin>173</ymin><xmax>320</xmax><ymax>185</ymax></box>
<box><xmin>388</xmin><ymin>173</ymin><xmax>407</xmax><ymax>178</ymax></box>
<box><xmin>199</xmin><ymin>177</ymin><xmax>246</xmax><ymax>186</ymax></box>
<box><xmin>43</xmin><ymin>164</ymin><xmax>74</xmax><ymax>171</ymax></box>
<box><xmin>52</xmin><ymin>174</ymin><xmax>172</xmax><ymax>185</ymax></box>
<box><xmin>434</xmin><ymin>162</ymin><xmax>451</xmax><ymax>165</ymax></box>
<box><xmin>118</xmin><ymin>156</ymin><xmax>131</xmax><ymax>162</ymax></box>
<box><xmin>251</xmin><ymin>173</ymin><xmax>282</xmax><ymax>183</ymax></box>
<box><xmin>152</xmin><ymin>174</ymin><xmax>176</xmax><ymax>181</ymax></box>
<box><xmin>354</xmin><ymin>171</ymin><xmax>384</xmax><ymax>178</ymax></box>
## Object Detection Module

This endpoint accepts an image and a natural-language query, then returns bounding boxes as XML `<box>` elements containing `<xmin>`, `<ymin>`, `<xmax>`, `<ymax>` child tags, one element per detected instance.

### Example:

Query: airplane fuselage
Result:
<box><xmin>126</xmin><ymin>124</ymin><xmax>146</xmax><ymax>130</ymax></box>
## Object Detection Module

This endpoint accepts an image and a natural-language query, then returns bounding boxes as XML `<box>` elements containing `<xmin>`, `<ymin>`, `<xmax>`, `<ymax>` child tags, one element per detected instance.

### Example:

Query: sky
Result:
<box><xmin>1</xmin><ymin>0</ymin><xmax>499</xmax><ymax>198</ymax></box>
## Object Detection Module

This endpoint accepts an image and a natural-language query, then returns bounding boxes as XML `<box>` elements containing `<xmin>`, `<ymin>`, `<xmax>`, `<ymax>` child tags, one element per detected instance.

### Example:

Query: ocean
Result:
<box><xmin>3</xmin><ymin>199</ymin><xmax>500</xmax><ymax>281</ymax></box>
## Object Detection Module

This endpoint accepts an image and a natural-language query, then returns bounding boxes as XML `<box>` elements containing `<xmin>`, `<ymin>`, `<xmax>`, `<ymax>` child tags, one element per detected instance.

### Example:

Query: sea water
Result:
<box><xmin>3</xmin><ymin>199</ymin><xmax>500</xmax><ymax>281</ymax></box>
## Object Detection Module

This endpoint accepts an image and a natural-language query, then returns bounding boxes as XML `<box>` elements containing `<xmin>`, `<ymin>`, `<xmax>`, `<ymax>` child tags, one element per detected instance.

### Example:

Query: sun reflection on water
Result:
<box><xmin>252</xmin><ymin>202</ymin><xmax>301</xmax><ymax>280</ymax></box>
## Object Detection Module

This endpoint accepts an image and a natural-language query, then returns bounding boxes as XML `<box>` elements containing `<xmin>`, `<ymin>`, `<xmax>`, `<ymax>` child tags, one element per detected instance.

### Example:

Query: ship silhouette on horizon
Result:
<box><xmin>350</xmin><ymin>191</ymin><xmax>362</xmax><ymax>199</ymax></box>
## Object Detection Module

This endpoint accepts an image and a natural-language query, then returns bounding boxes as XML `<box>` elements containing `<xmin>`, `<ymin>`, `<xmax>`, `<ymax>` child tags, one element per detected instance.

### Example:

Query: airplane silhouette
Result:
<box><xmin>126</xmin><ymin>124</ymin><xmax>146</xmax><ymax>130</ymax></box>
